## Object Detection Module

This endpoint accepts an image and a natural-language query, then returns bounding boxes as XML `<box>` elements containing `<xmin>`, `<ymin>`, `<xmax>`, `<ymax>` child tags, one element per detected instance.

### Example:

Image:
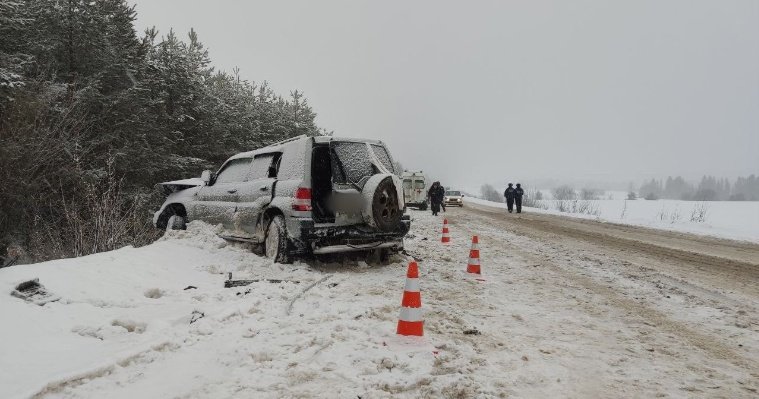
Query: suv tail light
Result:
<box><xmin>293</xmin><ymin>187</ymin><xmax>312</xmax><ymax>211</ymax></box>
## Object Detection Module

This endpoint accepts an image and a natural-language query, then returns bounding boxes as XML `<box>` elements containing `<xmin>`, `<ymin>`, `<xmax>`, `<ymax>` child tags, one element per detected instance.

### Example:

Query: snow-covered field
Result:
<box><xmin>2</xmin><ymin>208</ymin><xmax>757</xmax><ymax>398</ymax></box>
<box><xmin>466</xmin><ymin>197</ymin><xmax>759</xmax><ymax>243</ymax></box>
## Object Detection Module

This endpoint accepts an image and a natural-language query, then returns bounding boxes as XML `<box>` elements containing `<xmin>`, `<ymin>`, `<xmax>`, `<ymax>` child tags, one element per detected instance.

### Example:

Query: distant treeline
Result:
<box><xmin>638</xmin><ymin>175</ymin><xmax>759</xmax><ymax>201</ymax></box>
<box><xmin>0</xmin><ymin>0</ymin><xmax>325</xmax><ymax>262</ymax></box>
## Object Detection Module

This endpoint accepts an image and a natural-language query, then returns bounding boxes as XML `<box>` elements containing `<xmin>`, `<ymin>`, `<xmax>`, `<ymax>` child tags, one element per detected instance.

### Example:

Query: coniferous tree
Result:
<box><xmin>0</xmin><ymin>0</ymin><xmax>326</xmax><ymax>262</ymax></box>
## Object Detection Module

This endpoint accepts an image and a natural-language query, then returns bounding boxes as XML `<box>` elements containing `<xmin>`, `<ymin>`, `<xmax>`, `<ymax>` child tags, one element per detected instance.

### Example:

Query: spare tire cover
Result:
<box><xmin>362</xmin><ymin>174</ymin><xmax>403</xmax><ymax>232</ymax></box>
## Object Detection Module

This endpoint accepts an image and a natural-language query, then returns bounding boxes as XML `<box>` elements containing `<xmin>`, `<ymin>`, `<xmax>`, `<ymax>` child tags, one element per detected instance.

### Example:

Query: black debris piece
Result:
<box><xmin>189</xmin><ymin>310</ymin><xmax>205</xmax><ymax>324</ymax></box>
<box><xmin>463</xmin><ymin>329</ymin><xmax>481</xmax><ymax>335</ymax></box>
<box><xmin>224</xmin><ymin>279</ymin><xmax>300</xmax><ymax>288</ymax></box>
<box><xmin>183</xmin><ymin>285</ymin><xmax>198</xmax><ymax>290</ymax></box>
<box><xmin>10</xmin><ymin>278</ymin><xmax>60</xmax><ymax>305</ymax></box>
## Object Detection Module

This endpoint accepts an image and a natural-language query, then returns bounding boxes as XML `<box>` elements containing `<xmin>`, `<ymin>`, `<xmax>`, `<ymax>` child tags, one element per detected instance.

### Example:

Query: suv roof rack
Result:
<box><xmin>262</xmin><ymin>134</ymin><xmax>308</xmax><ymax>149</ymax></box>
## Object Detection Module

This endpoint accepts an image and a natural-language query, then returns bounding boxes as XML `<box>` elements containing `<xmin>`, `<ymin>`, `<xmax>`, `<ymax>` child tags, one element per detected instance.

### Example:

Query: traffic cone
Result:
<box><xmin>441</xmin><ymin>219</ymin><xmax>451</xmax><ymax>244</ymax></box>
<box><xmin>467</xmin><ymin>236</ymin><xmax>481</xmax><ymax>274</ymax></box>
<box><xmin>397</xmin><ymin>261</ymin><xmax>423</xmax><ymax>336</ymax></box>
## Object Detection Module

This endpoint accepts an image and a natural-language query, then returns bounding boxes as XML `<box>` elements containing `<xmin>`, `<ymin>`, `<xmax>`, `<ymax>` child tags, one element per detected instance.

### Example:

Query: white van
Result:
<box><xmin>401</xmin><ymin>171</ymin><xmax>428</xmax><ymax>210</ymax></box>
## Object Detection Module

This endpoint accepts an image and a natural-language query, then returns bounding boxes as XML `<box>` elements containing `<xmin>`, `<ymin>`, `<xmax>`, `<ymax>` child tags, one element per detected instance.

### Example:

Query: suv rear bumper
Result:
<box><xmin>311</xmin><ymin>240</ymin><xmax>402</xmax><ymax>255</ymax></box>
<box><xmin>290</xmin><ymin>216</ymin><xmax>410</xmax><ymax>254</ymax></box>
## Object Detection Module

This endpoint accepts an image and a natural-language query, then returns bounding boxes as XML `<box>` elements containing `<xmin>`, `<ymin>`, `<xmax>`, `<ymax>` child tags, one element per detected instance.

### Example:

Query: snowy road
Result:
<box><xmin>2</xmin><ymin>205</ymin><xmax>758</xmax><ymax>398</ymax></box>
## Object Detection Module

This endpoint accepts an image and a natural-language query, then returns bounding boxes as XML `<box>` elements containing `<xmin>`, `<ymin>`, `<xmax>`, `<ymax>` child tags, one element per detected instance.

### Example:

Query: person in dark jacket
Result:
<box><xmin>439</xmin><ymin>184</ymin><xmax>447</xmax><ymax>213</ymax></box>
<box><xmin>428</xmin><ymin>181</ymin><xmax>445</xmax><ymax>216</ymax></box>
<box><xmin>504</xmin><ymin>183</ymin><xmax>516</xmax><ymax>213</ymax></box>
<box><xmin>515</xmin><ymin>183</ymin><xmax>525</xmax><ymax>213</ymax></box>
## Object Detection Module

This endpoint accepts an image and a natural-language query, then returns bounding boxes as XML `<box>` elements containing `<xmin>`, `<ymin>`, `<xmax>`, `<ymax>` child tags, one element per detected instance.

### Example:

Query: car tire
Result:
<box><xmin>419</xmin><ymin>203</ymin><xmax>428</xmax><ymax>211</ymax></box>
<box><xmin>265</xmin><ymin>215</ymin><xmax>292</xmax><ymax>264</ymax></box>
<box><xmin>166</xmin><ymin>214</ymin><xmax>186</xmax><ymax>231</ymax></box>
<box><xmin>371</xmin><ymin>177</ymin><xmax>402</xmax><ymax>232</ymax></box>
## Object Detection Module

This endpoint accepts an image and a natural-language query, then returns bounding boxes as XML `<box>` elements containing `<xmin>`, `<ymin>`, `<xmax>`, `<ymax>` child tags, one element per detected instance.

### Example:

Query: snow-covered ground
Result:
<box><xmin>1</xmin><ymin>218</ymin><xmax>491</xmax><ymax>398</ymax></box>
<box><xmin>2</xmin><ymin>209</ymin><xmax>757</xmax><ymax>398</ymax></box>
<box><xmin>466</xmin><ymin>197</ymin><xmax>759</xmax><ymax>243</ymax></box>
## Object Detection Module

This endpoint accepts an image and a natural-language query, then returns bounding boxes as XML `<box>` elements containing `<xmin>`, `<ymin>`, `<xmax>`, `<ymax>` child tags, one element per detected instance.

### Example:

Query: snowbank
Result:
<box><xmin>0</xmin><ymin>219</ymin><xmax>465</xmax><ymax>398</ymax></box>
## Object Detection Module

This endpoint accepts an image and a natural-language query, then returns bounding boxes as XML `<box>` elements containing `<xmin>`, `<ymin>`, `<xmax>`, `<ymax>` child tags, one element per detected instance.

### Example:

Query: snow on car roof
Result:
<box><xmin>227</xmin><ymin>135</ymin><xmax>385</xmax><ymax>161</ymax></box>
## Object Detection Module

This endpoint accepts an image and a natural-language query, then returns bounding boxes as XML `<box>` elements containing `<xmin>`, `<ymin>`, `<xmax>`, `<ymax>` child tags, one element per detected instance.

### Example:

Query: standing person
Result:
<box><xmin>428</xmin><ymin>181</ymin><xmax>444</xmax><ymax>216</ymax></box>
<box><xmin>504</xmin><ymin>183</ymin><xmax>516</xmax><ymax>213</ymax></box>
<box><xmin>438</xmin><ymin>183</ymin><xmax>447</xmax><ymax>213</ymax></box>
<box><xmin>515</xmin><ymin>183</ymin><xmax>525</xmax><ymax>213</ymax></box>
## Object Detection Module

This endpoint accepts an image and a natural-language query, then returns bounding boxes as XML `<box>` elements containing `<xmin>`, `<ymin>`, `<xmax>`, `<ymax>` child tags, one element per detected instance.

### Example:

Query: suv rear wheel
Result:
<box><xmin>265</xmin><ymin>215</ymin><xmax>292</xmax><ymax>263</ymax></box>
<box><xmin>371</xmin><ymin>177</ymin><xmax>402</xmax><ymax>232</ymax></box>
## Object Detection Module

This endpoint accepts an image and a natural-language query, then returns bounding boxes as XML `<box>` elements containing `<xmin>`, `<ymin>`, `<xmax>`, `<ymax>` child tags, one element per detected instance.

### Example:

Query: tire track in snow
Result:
<box><xmin>449</xmin><ymin>207</ymin><xmax>759</xmax><ymax>395</ymax></box>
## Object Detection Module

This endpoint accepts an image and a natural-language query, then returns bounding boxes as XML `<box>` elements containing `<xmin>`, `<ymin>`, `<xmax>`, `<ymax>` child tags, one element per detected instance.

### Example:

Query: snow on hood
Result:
<box><xmin>157</xmin><ymin>178</ymin><xmax>204</xmax><ymax>194</ymax></box>
<box><xmin>158</xmin><ymin>178</ymin><xmax>204</xmax><ymax>187</ymax></box>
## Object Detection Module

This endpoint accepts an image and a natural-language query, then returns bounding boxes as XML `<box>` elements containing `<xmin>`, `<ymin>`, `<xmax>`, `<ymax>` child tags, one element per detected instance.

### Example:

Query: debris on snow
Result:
<box><xmin>189</xmin><ymin>310</ymin><xmax>205</xmax><ymax>325</ymax></box>
<box><xmin>10</xmin><ymin>278</ymin><xmax>60</xmax><ymax>305</ymax></box>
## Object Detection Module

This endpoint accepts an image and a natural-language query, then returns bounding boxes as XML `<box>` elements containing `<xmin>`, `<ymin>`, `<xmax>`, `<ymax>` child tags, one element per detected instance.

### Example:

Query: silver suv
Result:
<box><xmin>153</xmin><ymin>135</ymin><xmax>410</xmax><ymax>262</ymax></box>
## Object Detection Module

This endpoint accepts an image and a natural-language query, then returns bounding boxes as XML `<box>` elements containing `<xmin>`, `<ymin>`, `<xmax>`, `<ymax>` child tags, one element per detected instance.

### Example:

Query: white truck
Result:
<box><xmin>401</xmin><ymin>171</ymin><xmax>428</xmax><ymax>210</ymax></box>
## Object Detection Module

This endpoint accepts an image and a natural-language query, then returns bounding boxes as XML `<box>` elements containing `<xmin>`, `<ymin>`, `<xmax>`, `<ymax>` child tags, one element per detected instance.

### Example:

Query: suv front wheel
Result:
<box><xmin>265</xmin><ymin>215</ymin><xmax>292</xmax><ymax>264</ymax></box>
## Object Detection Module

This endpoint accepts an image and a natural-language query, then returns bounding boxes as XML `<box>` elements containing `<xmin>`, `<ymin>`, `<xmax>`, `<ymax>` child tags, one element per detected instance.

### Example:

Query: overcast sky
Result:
<box><xmin>133</xmin><ymin>0</ymin><xmax>758</xmax><ymax>191</ymax></box>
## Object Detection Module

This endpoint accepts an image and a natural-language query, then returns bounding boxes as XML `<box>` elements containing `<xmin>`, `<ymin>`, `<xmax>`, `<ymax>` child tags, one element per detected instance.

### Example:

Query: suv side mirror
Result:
<box><xmin>201</xmin><ymin>170</ymin><xmax>212</xmax><ymax>186</ymax></box>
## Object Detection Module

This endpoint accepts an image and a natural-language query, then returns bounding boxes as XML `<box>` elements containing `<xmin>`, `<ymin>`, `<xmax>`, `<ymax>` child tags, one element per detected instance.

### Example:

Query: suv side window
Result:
<box><xmin>215</xmin><ymin>158</ymin><xmax>252</xmax><ymax>184</ymax></box>
<box><xmin>370</xmin><ymin>144</ymin><xmax>394</xmax><ymax>173</ymax></box>
<box><xmin>249</xmin><ymin>153</ymin><xmax>281</xmax><ymax>180</ymax></box>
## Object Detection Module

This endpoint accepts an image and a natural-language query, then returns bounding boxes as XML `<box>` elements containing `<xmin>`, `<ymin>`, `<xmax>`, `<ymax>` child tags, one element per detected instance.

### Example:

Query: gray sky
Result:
<box><xmin>133</xmin><ymin>0</ymin><xmax>758</xmax><ymax>191</ymax></box>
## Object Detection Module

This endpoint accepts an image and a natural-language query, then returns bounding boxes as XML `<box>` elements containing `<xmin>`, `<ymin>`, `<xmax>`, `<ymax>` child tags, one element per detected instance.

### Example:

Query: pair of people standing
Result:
<box><xmin>503</xmin><ymin>183</ymin><xmax>524</xmax><ymax>213</ymax></box>
<box><xmin>428</xmin><ymin>181</ymin><xmax>446</xmax><ymax>216</ymax></box>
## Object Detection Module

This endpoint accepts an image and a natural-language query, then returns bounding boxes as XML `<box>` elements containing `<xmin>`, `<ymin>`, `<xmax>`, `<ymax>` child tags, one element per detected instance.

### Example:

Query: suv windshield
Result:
<box><xmin>445</xmin><ymin>191</ymin><xmax>461</xmax><ymax>196</ymax></box>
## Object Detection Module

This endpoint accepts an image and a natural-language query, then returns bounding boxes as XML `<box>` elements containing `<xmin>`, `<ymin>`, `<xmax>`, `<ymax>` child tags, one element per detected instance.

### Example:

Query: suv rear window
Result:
<box><xmin>414</xmin><ymin>180</ymin><xmax>425</xmax><ymax>189</ymax></box>
<box><xmin>331</xmin><ymin>142</ymin><xmax>374</xmax><ymax>186</ymax></box>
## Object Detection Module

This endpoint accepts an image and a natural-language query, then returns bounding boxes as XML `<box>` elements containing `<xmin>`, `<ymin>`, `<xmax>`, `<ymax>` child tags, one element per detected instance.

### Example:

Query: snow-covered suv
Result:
<box><xmin>153</xmin><ymin>135</ymin><xmax>410</xmax><ymax>262</ymax></box>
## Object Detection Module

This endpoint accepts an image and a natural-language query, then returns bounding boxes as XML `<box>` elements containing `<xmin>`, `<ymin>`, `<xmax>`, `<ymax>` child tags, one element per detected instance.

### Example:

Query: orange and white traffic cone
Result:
<box><xmin>441</xmin><ymin>219</ymin><xmax>451</xmax><ymax>244</ymax></box>
<box><xmin>467</xmin><ymin>236</ymin><xmax>481</xmax><ymax>274</ymax></box>
<box><xmin>397</xmin><ymin>261</ymin><xmax>423</xmax><ymax>336</ymax></box>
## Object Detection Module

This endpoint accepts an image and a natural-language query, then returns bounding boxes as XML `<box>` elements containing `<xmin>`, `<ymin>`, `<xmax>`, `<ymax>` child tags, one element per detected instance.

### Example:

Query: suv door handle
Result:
<box><xmin>227</xmin><ymin>189</ymin><xmax>237</xmax><ymax>194</ymax></box>
<box><xmin>259</xmin><ymin>186</ymin><xmax>269</xmax><ymax>191</ymax></box>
